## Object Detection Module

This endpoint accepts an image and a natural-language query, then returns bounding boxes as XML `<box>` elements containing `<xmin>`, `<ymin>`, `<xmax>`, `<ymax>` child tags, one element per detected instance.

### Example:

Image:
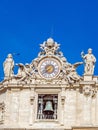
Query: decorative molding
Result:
<box><xmin>72</xmin><ymin>127</ymin><xmax>98</xmax><ymax>130</ymax></box>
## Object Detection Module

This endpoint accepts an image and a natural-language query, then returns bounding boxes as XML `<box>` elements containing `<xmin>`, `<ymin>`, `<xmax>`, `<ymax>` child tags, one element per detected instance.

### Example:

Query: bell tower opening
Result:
<box><xmin>37</xmin><ymin>94</ymin><xmax>58</xmax><ymax>120</ymax></box>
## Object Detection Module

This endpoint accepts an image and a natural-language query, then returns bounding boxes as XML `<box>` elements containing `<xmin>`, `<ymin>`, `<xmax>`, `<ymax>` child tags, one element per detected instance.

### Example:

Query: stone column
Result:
<box><xmin>29</xmin><ymin>89</ymin><xmax>35</xmax><ymax>125</ymax></box>
<box><xmin>76</xmin><ymin>88</ymin><xmax>83</xmax><ymax>125</ymax></box>
<box><xmin>91</xmin><ymin>96</ymin><xmax>96</xmax><ymax>125</ymax></box>
<box><xmin>5</xmin><ymin>89</ymin><xmax>11</xmax><ymax>125</ymax></box>
<box><xmin>10</xmin><ymin>89</ymin><xmax>20</xmax><ymax>124</ymax></box>
<box><xmin>53</xmin><ymin>97</ymin><xmax>58</xmax><ymax>119</ymax></box>
<box><xmin>37</xmin><ymin>96</ymin><xmax>43</xmax><ymax>119</ymax></box>
<box><xmin>60</xmin><ymin>88</ymin><xmax>65</xmax><ymax>126</ymax></box>
<box><xmin>83</xmin><ymin>85</ymin><xmax>92</xmax><ymax>125</ymax></box>
<box><xmin>80</xmin><ymin>77</ymin><xmax>96</xmax><ymax>125</ymax></box>
<box><xmin>95</xmin><ymin>92</ymin><xmax>98</xmax><ymax>125</ymax></box>
<box><xmin>83</xmin><ymin>95</ymin><xmax>92</xmax><ymax>125</ymax></box>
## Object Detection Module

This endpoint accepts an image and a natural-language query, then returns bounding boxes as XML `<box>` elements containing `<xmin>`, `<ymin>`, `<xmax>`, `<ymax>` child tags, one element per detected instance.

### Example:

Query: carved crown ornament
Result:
<box><xmin>0</xmin><ymin>38</ymin><xmax>98</xmax><ymax>91</ymax></box>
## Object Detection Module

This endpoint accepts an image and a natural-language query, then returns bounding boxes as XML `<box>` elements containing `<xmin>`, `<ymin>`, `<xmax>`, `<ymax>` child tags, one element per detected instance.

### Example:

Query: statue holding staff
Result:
<box><xmin>81</xmin><ymin>48</ymin><xmax>96</xmax><ymax>75</ymax></box>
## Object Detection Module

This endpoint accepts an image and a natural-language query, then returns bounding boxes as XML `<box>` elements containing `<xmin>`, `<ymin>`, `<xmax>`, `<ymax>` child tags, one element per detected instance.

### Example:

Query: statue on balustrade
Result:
<box><xmin>3</xmin><ymin>54</ymin><xmax>14</xmax><ymax>79</ymax></box>
<box><xmin>81</xmin><ymin>48</ymin><xmax>96</xmax><ymax>75</ymax></box>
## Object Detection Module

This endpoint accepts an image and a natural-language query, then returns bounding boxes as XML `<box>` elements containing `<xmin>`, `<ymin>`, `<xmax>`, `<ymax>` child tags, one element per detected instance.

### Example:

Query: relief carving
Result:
<box><xmin>59</xmin><ymin>59</ymin><xmax>83</xmax><ymax>84</ymax></box>
<box><xmin>2</xmin><ymin>39</ymin><xmax>96</xmax><ymax>87</ymax></box>
<box><xmin>38</xmin><ymin>38</ymin><xmax>63</xmax><ymax>57</ymax></box>
<box><xmin>83</xmin><ymin>85</ymin><xmax>97</xmax><ymax>98</ymax></box>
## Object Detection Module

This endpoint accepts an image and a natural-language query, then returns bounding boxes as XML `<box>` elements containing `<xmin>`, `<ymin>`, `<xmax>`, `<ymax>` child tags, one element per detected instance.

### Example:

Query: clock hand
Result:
<box><xmin>46</xmin><ymin>66</ymin><xmax>53</xmax><ymax>72</ymax></box>
<box><xmin>42</xmin><ymin>68</ymin><xmax>51</xmax><ymax>75</ymax></box>
<box><xmin>42</xmin><ymin>70</ymin><xmax>47</xmax><ymax>74</ymax></box>
<box><xmin>47</xmin><ymin>66</ymin><xmax>53</xmax><ymax>73</ymax></box>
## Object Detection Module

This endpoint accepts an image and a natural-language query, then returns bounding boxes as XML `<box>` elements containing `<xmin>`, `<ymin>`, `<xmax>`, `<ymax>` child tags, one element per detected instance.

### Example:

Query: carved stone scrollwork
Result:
<box><xmin>2</xmin><ymin>39</ymin><xmax>96</xmax><ymax>87</ymax></box>
<box><xmin>91</xmin><ymin>87</ymin><xmax>97</xmax><ymax>98</ymax></box>
<box><xmin>83</xmin><ymin>86</ymin><xmax>97</xmax><ymax>98</ymax></box>
<box><xmin>0</xmin><ymin>102</ymin><xmax>5</xmax><ymax>124</ymax></box>
<box><xmin>83</xmin><ymin>86</ymin><xmax>92</xmax><ymax>97</ymax></box>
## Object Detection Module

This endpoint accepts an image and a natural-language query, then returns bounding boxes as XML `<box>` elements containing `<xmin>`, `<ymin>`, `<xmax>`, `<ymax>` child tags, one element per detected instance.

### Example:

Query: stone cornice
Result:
<box><xmin>0</xmin><ymin>80</ymin><xmax>98</xmax><ymax>94</ymax></box>
<box><xmin>80</xmin><ymin>81</ymin><xmax>96</xmax><ymax>86</ymax></box>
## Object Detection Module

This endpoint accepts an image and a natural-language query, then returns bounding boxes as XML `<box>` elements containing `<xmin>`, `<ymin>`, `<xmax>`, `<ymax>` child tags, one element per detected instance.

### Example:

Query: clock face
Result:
<box><xmin>38</xmin><ymin>58</ymin><xmax>60</xmax><ymax>79</ymax></box>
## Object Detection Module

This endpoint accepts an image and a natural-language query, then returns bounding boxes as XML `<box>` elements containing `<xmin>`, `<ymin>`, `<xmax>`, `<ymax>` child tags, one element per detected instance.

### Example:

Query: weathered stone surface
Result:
<box><xmin>0</xmin><ymin>38</ymin><xmax>98</xmax><ymax>130</ymax></box>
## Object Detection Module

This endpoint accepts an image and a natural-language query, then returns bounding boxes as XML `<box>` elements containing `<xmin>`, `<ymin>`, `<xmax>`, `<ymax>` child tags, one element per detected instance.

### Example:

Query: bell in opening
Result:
<box><xmin>43</xmin><ymin>101</ymin><xmax>54</xmax><ymax>115</ymax></box>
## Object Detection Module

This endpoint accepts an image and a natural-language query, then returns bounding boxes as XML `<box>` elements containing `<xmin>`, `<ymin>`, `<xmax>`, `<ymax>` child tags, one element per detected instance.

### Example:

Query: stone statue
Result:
<box><xmin>30</xmin><ymin>58</ymin><xmax>39</xmax><ymax>72</ymax></box>
<box><xmin>3</xmin><ymin>54</ymin><xmax>14</xmax><ymax>79</ymax></box>
<box><xmin>61</xmin><ymin>59</ymin><xmax>83</xmax><ymax>84</ymax></box>
<box><xmin>16</xmin><ymin>63</ymin><xmax>26</xmax><ymax>78</ymax></box>
<box><xmin>81</xmin><ymin>48</ymin><xmax>96</xmax><ymax>75</ymax></box>
<box><xmin>16</xmin><ymin>63</ymin><xmax>33</xmax><ymax>82</ymax></box>
<box><xmin>66</xmin><ymin>62</ymin><xmax>83</xmax><ymax>83</ymax></box>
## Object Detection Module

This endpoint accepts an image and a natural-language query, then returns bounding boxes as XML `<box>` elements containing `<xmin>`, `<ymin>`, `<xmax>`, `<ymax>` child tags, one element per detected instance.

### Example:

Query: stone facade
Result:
<box><xmin>0</xmin><ymin>38</ymin><xmax>98</xmax><ymax>130</ymax></box>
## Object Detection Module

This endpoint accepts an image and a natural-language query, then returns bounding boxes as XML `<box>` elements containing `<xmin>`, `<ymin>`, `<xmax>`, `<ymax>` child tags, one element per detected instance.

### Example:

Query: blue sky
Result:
<box><xmin>0</xmin><ymin>0</ymin><xmax>98</xmax><ymax>80</ymax></box>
